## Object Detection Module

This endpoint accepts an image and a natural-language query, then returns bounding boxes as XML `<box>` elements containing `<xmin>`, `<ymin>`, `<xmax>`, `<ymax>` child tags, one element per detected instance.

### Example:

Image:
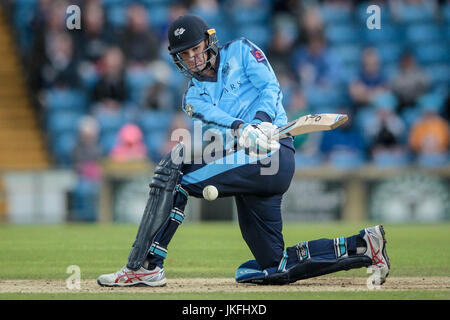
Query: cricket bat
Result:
<box><xmin>275</xmin><ymin>113</ymin><xmax>348</xmax><ymax>139</ymax></box>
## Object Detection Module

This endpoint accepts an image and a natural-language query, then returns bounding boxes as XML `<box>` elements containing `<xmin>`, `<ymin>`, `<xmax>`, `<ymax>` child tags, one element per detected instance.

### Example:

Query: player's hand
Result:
<box><xmin>238</xmin><ymin>122</ymin><xmax>280</xmax><ymax>157</ymax></box>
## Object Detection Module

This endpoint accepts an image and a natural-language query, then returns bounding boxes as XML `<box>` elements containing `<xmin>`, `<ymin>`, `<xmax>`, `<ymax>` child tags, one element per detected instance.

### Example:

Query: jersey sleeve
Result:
<box><xmin>182</xmin><ymin>81</ymin><xmax>244</xmax><ymax>130</ymax></box>
<box><xmin>241</xmin><ymin>39</ymin><xmax>282</xmax><ymax>123</ymax></box>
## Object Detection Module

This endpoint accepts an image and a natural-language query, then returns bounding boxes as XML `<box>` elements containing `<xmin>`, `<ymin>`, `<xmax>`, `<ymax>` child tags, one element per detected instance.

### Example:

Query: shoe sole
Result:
<box><xmin>97</xmin><ymin>279</ymin><xmax>167</xmax><ymax>287</ymax></box>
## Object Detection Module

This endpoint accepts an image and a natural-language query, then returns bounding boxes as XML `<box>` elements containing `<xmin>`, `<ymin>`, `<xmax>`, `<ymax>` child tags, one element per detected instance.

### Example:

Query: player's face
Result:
<box><xmin>178</xmin><ymin>40</ymin><xmax>208</xmax><ymax>72</ymax></box>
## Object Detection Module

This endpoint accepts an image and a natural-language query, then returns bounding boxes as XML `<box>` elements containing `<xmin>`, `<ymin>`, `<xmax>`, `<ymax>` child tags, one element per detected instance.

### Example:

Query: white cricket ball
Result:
<box><xmin>203</xmin><ymin>185</ymin><xmax>218</xmax><ymax>201</ymax></box>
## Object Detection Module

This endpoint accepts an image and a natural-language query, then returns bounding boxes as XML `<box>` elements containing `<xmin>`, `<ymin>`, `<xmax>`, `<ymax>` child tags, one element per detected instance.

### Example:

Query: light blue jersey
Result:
<box><xmin>182</xmin><ymin>38</ymin><xmax>288</xmax><ymax>136</ymax></box>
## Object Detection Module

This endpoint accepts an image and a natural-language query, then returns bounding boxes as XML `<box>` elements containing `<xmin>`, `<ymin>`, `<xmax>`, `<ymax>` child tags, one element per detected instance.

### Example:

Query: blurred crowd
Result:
<box><xmin>5</xmin><ymin>0</ymin><xmax>450</xmax><ymax>220</ymax></box>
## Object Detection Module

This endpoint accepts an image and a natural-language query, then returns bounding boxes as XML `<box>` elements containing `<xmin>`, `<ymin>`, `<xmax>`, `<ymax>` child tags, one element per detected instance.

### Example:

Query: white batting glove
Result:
<box><xmin>238</xmin><ymin>122</ymin><xmax>280</xmax><ymax>157</ymax></box>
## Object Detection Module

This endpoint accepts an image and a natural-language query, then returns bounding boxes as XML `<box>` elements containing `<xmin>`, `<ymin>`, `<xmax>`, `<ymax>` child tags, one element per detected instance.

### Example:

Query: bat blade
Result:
<box><xmin>276</xmin><ymin>114</ymin><xmax>348</xmax><ymax>139</ymax></box>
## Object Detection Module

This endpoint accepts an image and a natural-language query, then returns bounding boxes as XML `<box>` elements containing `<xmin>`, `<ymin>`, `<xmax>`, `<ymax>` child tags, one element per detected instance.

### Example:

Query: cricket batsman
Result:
<box><xmin>97</xmin><ymin>15</ymin><xmax>390</xmax><ymax>287</ymax></box>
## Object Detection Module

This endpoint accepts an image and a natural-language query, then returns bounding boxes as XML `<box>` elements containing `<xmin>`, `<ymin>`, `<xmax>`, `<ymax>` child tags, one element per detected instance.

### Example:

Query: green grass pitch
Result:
<box><xmin>0</xmin><ymin>222</ymin><xmax>449</xmax><ymax>299</ymax></box>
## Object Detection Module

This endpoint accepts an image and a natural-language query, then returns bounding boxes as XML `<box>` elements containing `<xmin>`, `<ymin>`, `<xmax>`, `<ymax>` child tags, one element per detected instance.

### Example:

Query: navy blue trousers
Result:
<box><xmin>147</xmin><ymin>138</ymin><xmax>295</xmax><ymax>269</ymax></box>
<box><xmin>147</xmin><ymin>138</ymin><xmax>362</xmax><ymax>270</ymax></box>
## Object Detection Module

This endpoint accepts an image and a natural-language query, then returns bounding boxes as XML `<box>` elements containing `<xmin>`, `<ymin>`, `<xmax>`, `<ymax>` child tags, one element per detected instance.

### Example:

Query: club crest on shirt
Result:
<box><xmin>250</xmin><ymin>49</ymin><xmax>266</xmax><ymax>63</ymax></box>
<box><xmin>184</xmin><ymin>104</ymin><xmax>194</xmax><ymax>117</ymax></box>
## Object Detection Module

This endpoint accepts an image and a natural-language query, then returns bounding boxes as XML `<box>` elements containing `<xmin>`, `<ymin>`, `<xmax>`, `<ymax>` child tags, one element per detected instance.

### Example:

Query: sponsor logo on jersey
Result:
<box><xmin>250</xmin><ymin>49</ymin><xmax>266</xmax><ymax>63</ymax></box>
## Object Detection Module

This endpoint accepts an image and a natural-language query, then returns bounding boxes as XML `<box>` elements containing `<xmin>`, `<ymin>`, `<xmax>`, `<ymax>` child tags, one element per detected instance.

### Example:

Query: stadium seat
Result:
<box><xmin>94</xmin><ymin>109</ymin><xmax>126</xmax><ymax>135</ymax></box>
<box><xmin>46</xmin><ymin>111</ymin><xmax>82</xmax><ymax>135</ymax></box>
<box><xmin>320</xmin><ymin>5</ymin><xmax>352</xmax><ymax>25</ymax></box>
<box><xmin>229</xmin><ymin>2</ymin><xmax>270</xmax><ymax>25</ymax></box>
<box><xmin>329</xmin><ymin>150</ymin><xmax>365</xmax><ymax>169</ymax></box>
<box><xmin>105</xmin><ymin>3</ymin><xmax>128</xmax><ymax>29</ymax></box>
<box><xmin>125</xmin><ymin>68</ymin><xmax>156</xmax><ymax>104</ymax></box>
<box><xmin>401</xmin><ymin>106</ymin><xmax>423</xmax><ymax>130</ymax></box>
<box><xmin>405</xmin><ymin>24</ymin><xmax>444</xmax><ymax>44</ymax></box>
<box><xmin>382</xmin><ymin>62</ymin><xmax>399</xmax><ymax>82</ymax></box>
<box><xmin>71</xmin><ymin>178</ymin><xmax>99</xmax><ymax>222</ymax></box>
<box><xmin>372</xmin><ymin>150</ymin><xmax>410</xmax><ymax>167</ymax></box>
<box><xmin>330</xmin><ymin>44</ymin><xmax>362</xmax><ymax>67</ymax></box>
<box><xmin>140</xmin><ymin>0</ymin><xmax>174</xmax><ymax>6</ymax></box>
<box><xmin>45</xmin><ymin>89</ymin><xmax>87</xmax><ymax>113</ymax></box>
<box><xmin>190</xmin><ymin>6</ymin><xmax>226</xmax><ymax>25</ymax></box>
<box><xmin>51</xmin><ymin>132</ymin><xmax>78</xmax><ymax>167</ymax></box>
<box><xmin>375</xmin><ymin>43</ymin><xmax>403</xmax><ymax>65</ymax></box>
<box><xmin>294</xmin><ymin>153</ymin><xmax>323</xmax><ymax>168</ymax></box>
<box><xmin>443</xmin><ymin>3</ymin><xmax>450</xmax><ymax>24</ymax></box>
<box><xmin>304</xmin><ymin>87</ymin><xmax>343</xmax><ymax>112</ymax></box>
<box><xmin>101</xmin><ymin>0</ymin><xmax>128</xmax><ymax>7</ymax></box>
<box><xmin>214</xmin><ymin>24</ymin><xmax>235</xmax><ymax>46</ymax></box>
<box><xmin>355</xmin><ymin>107</ymin><xmax>377</xmax><ymax>142</ymax></box>
<box><xmin>363</xmin><ymin>25</ymin><xmax>403</xmax><ymax>46</ymax></box>
<box><xmin>417</xmin><ymin>153</ymin><xmax>449</xmax><ymax>168</ymax></box>
<box><xmin>79</xmin><ymin>64</ymin><xmax>99</xmax><ymax>92</ymax></box>
<box><xmin>396</xmin><ymin>3</ymin><xmax>435</xmax><ymax>24</ymax></box>
<box><xmin>423</xmin><ymin>64</ymin><xmax>450</xmax><ymax>87</ymax></box>
<box><xmin>144</xmin><ymin>130</ymin><xmax>167</xmax><ymax>162</ymax></box>
<box><xmin>414</xmin><ymin>43</ymin><xmax>449</xmax><ymax>65</ymax></box>
<box><xmin>237</xmin><ymin>24</ymin><xmax>271</xmax><ymax>50</ymax></box>
<box><xmin>147</xmin><ymin>4</ymin><xmax>169</xmax><ymax>28</ymax></box>
<box><xmin>325</xmin><ymin>24</ymin><xmax>361</xmax><ymax>45</ymax></box>
<box><xmin>338</xmin><ymin>65</ymin><xmax>359</xmax><ymax>84</ymax></box>
<box><xmin>99</xmin><ymin>130</ymin><xmax>119</xmax><ymax>154</ymax></box>
<box><xmin>138</xmin><ymin>110</ymin><xmax>173</xmax><ymax>134</ymax></box>
<box><xmin>12</xmin><ymin>1</ymin><xmax>37</xmax><ymax>50</ymax></box>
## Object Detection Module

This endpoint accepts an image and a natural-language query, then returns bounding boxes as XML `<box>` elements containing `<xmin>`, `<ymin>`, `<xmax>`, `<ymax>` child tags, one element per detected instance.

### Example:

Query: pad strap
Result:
<box><xmin>334</xmin><ymin>237</ymin><xmax>348</xmax><ymax>258</ymax></box>
<box><xmin>149</xmin><ymin>242</ymin><xmax>168</xmax><ymax>259</ymax></box>
<box><xmin>170</xmin><ymin>208</ymin><xmax>185</xmax><ymax>224</ymax></box>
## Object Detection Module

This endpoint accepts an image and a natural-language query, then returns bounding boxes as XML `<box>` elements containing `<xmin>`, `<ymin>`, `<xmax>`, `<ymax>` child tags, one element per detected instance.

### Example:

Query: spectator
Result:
<box><xmin>391</xmin><ymin>52</ymin><xmax>429</xmax><ymax>113</ymax></box>
<box><xmin>291</xmin><ymin>31</ymin><xmax>341</xmax><ymax>88</ymax></box>
<box><xmin>390</xmin><ymin>0</ymin><xmax>439</xmax><ymax>23</ymax></box>
<box><xmin>160</xmin><ymin>2</ymin><xmax>189</xmax><ymax>50</ymax></box>
<box><xmin>163</xmin><ymin>112</ymin><xmax>192</xmax><ymax>157</ymax></box>
<box><xmin>299</xmin><ymin>6</ymin><xmax>324</xmax><ymax>41</ymax></box>
<box><xmin>366</xmin><ymin>92</ymin><xmax>408</xmax><ymax>164</ymax></box>
<box><xmin>92</xmin><ymin>47</ymin><xmax>128</xmax><ymax>104</ymax></box>
<box><xmin>119</xmin><ymin>3</ymin><xmax>160</xmax><ymax>66</ymax></box>
<box><xmin>71</xmin><ymin>116</ymin><xmax>103</xmax><ymax>221</ymax></box>
<box><xmin>30</xmin><ymin>0</ymin><xmax>68</xmax><ymax>90</ymax></box>
<box><xmin>286</xmin><ymin>88</ymin><xmax>313</xmax><ymax>150</ymax></box>
<box><xmin>409</xmin><ymin>93</ymin><xmax>450</xmax><ymax>158</ymax></box>
<box><xmin>78</xmin><ymin>0</ymin><xmax>114</xmax><ymax>64</ymax></box>
<box><xmin>320</xmin><ymin>108</ymin><xmax>366</xmax><ymax>168</ymax></box>
<box><xmin>40</xmin><ymin>32</ymin><xmax>80</xmax><ymax>89</ymax></box>
<box><xmin>266</xmin><ymin>28</ymin><xmax>296</xmax><ymax>76</ymax></box>
<box><xmin>143</xmin><ymin>82</ymin><xmax>175</xmax><ymax>111</ymax></box>
<box><xmin>73</xmin><ymin>116</ymin><xmax>103</xmax><ymax>180</ymax></box>
<box><xmin>349</xmin><ymin>47</ymin><xmax>387</xmax><ymax>108</ymax></box>
<box><xmin>191</xmin><ymin>0</ymin><xmax>221</xmax><ymax>18</ymax></box>
<box><xmin>110</xmin><ymin>124</ymin><xmax>148</xmax><ymax>162</ymax></box>
<box><xmin>142</xmin><ymin>61</ymin><xmax>176</xmax><ymax>111</ymax></box>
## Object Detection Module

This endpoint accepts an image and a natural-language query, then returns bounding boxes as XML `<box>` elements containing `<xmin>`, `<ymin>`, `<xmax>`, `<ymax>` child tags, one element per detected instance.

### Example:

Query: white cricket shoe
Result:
<box><xmin>362</xmin><ymin>225</ymin><xmax>390</xmax><ymax>285</ymax></box>
<box><xmin>97</xmin><ymin>265</ymin><xmax>166</xmax><ymax>287</ymax></box>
